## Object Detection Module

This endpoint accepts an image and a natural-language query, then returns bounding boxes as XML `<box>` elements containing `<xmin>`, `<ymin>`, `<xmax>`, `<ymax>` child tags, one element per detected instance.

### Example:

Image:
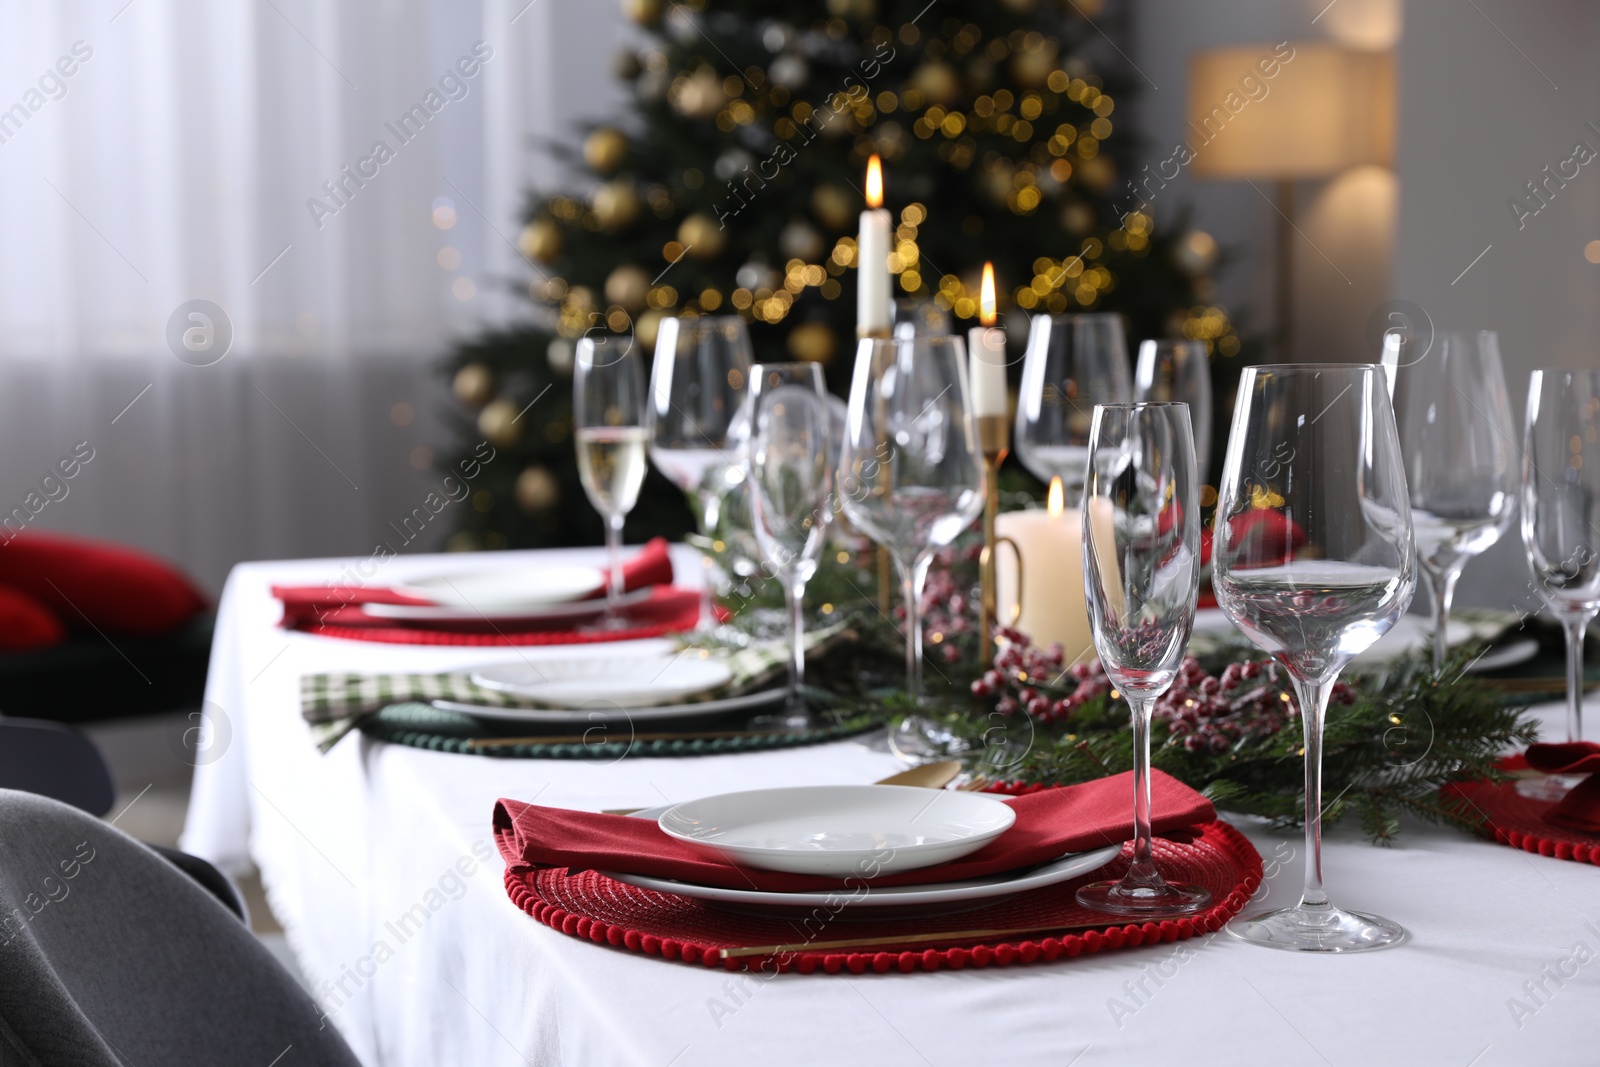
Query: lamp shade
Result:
<box><xmin>1187</xmin><ymin>44</ymin><xmax>1394</xmax><ymax>179</ymax></box>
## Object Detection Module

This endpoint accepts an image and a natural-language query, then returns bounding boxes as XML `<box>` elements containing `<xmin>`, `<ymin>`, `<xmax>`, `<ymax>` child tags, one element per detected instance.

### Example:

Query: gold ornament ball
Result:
<box><xmin>786</xmin><ymin>322</ymin><xmax>836</xmax><ymax>365</ymax></box>
<box><xmin>1174</xmin><ymin>230</ymin><xmax>1219</xmax><ymax>276</ymax></box>
<box><xmin>477</xmin><ymin>398</ymin><xmax>523</xmax><ymax>447</ymax></box>
<box><xmin>911</xmin><ymin>62</ymin><xmax>961</xmax><ymax>106</ymax></box>
<box><xmin>591</xmin><ymin>181</ymin><xmax>641</xmax><ymax>230</ymax></box>
<box><xmin>671</xmin><ymin>68</ymin><xmax>726</xmax><ymax>119</ymax></box>
<box><xmin>622</xmin><ymin>0</ymin><xmax>660</xmax><ymax>25</ymax></box>
<box><xmin>583</xmin><ymin>128</ymin><xmax>628</xmax><ymax>173</ymax></box>
<box><xmin>810</xmin><ymin>184</ymin><xmax>855</xmax><ymax>230</ymax></box>
<box><xmin>678</xmin><ymin>213</ymin><xmax>726</xmax><ymax>259</ymax></box>
<box><xmin>604</xmin><ymin>264</ymin><xmax>652</xmax><ymax>310</ymax></box>
<box><xmin>518</xmin><ymin>219</ymin><xmax>562</xmax><ymax>262</ymax></box>
<box><xmin>452</xmin><ymin>362</ymin><xmax>494</xmax><ymax>407</ymax></box>
<box><xmin>514</xmin><ymin>466</ymin><xmax>561</xmax><ymax>512</ymax></box>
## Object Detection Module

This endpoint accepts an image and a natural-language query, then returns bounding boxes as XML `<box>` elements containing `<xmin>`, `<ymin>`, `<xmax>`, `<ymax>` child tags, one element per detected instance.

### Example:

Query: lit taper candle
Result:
<box><xmin>967</xmin><ymin>262</ymin><xmax>1007</xmax><ymax>417</ymax></box>
<box><xmin>856</xmin><ymin>154</ymin><xmax>891</xmax><ymax>338</ymax></box>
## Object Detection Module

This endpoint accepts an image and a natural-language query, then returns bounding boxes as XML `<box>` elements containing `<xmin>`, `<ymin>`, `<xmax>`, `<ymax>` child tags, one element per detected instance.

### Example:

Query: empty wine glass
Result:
<box><xmin>1386</xmin><ymin>330</ymin><xmax>1518</xmax><ymax>670</ymax></box>
<box><xmin>1522</xmin><ymin>369</ymin><xmax>1600</xmax><ymax>749</ymax></box>
<box><xmin>574</xmin><ymin>334</ymin><xmax>648</xmax><ymax>626</ymax></box>
<box><xmin>747</xmin><ymin>363</ymin><xmax>832</xmax><ymax>710</ymax></box>
<box><xmin>1214</xmin><ymin>364</ymin><xmax>1416</xmax><ymax>952</ymax></box>
<box><xmin>1134</xmin><ymin>340</ymin><xmax>1213</xmax><ymax>480</ymax></box>
<box><xmin>1075</xmin><ymin>402</ymin><xmax>1212</xmax><ymax>917</ymax></box>
<box><xmin>645</xmin><ymin>316</ymin><xmax>754</xmax><ymax>628</ymax></box>
<box><xmin>1015</xmin><ymin>313</ymin><xmax>1132</xmax><ymax>507</ymax></box>
<box><xmin>841</xmin><ymin>336</ymin><xmax>985</xmax><ymax>704</ymax></box>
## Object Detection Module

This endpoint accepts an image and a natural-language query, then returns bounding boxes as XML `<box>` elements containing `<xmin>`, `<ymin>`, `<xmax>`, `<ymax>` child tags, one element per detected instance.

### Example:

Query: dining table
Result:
<box><xmin>181</xmin><ymin>543</ymin><xmax>1600</xmax><ymax>1067</ymax></box>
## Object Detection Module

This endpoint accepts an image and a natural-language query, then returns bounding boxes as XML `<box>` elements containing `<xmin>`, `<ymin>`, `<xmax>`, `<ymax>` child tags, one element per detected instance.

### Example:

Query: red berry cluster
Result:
<box><xmin>970</xmin><ymin>628</ymin><xmax>1357</xmax><ymax>749</ymax></box>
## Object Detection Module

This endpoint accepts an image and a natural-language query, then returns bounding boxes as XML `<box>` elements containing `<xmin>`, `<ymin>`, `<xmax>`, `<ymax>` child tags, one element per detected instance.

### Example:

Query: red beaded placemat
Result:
<box><xmin>1442</xmin><ymin>777</ymin><xmax>1600</xmax><ymax>866</ymax></box>
<box><xmin>502</xmin><ymin>817</ymin><xmax>1262</xmax><ymax>974</ymax></box>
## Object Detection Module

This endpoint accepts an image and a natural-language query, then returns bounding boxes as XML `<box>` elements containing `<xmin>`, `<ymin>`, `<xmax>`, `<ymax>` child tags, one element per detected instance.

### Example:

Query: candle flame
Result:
<box><xmin>865</xmin><ymin>154</ymin><xmax>883</xmax><ymax>208</ymax></box>
<box><xmin>979</xmin><ymin>262</ymin><xmax>997</xmax><ymax>326</ymax></box>
<box><xmin>1048</xmin><ymin>476</ymin><xmax>1064</xmax><ymax>518</ymax></box>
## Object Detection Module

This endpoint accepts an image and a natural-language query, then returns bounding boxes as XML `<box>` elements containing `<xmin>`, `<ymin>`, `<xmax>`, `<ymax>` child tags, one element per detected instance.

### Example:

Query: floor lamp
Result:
<box><xmin>1186</xmin><ymin>44</ymin><xmax>1394</xmax><ymax>359</ymax></box>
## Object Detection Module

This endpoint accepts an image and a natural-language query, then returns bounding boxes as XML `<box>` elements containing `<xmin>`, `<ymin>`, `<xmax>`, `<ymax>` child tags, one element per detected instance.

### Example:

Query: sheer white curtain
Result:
<box><xmin>0</xmin><ymin>0</ymin><xmax>623</xmax><ymax>590</ymax></box>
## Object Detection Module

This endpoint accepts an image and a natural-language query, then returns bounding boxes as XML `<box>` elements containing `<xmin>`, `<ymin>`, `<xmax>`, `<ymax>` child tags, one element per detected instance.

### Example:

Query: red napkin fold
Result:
<box><xmin>1525</xmin><ymin>742</ymin><xmax>1600</xmax><ymax>834</ymax></box>
<box><xmin>272</xmin><ymin>537</ymin><xmax>675</xmax><ymax>630</ymax></box>
<box><xmin>493</xmin><ymin>770</ymin><xmax>1215</xmax><ymax>893</ymax></box>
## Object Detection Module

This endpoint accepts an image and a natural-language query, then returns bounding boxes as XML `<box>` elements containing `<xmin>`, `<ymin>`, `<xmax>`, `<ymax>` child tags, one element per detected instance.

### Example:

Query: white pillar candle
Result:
<box><xmin>857</xmin><ymin>154</ymin><xmax>892</xmax><ymax>335</ymax></box>
<box><xmin>967</xmin><ymin>261</ymin><xmax>1007</xmax><ymax>417</ymax></box>
<box><xmin>993</xmin><ymin>477</ymin><xmax>1096</xmax><ymax>665</ymax></box>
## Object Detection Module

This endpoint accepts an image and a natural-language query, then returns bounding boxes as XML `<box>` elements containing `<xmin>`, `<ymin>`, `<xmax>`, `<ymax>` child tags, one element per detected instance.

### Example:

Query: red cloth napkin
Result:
<box><xmin>493</xmin><ymin>770</ymin><xmax>1215</xmax><ymax>893</ymax></box>
<box><xmin>273</xmin><ymin>537</ymin><xmax>676</xmax><ymax>630</ymax></box>
<box><xmin>1525</xmin><ymin>742</ymin><xmax>1600</xmax><ymax>834</ymax></box>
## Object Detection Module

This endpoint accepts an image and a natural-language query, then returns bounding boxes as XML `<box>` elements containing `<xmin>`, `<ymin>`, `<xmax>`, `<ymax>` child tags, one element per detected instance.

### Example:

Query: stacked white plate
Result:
<box><xmin>606</xmin><ymin>785</ymin><xmax>1120</xmax><ymax>917</ymax></box>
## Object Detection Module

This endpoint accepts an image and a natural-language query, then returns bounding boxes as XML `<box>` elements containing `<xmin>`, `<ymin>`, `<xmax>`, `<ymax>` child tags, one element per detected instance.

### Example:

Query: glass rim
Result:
<box><xmin>1529</xmin><ymin>366</ymin><xmax>1600</xmax><ymax>381</ymax></box>
<box><xmin>1092</xmin><ymin>400</ymin><xmax>1190</xmax><ymax>412</ymax></box>
<box><xmin>1245</xmin><ymin>361</ymin><xmax>1386</xmax><ymax>372</ymax></box>
<box><xmin>855</xmin><ymin>334</ymin><xmax>964</xmax><ymax>350</ymax></box>
<box><xmin>1027</xmin><ymin>312</ymin><xmax>1123</xmax><ymax>324</ymax></box>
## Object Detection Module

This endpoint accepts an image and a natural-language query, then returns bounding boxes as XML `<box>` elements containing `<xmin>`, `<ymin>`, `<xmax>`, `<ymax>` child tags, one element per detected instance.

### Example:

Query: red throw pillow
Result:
<box><xmin>0</xmin><ymin>585</ymin><xmax>65</xmax><ymax>652</ymax></box>
<box><xmin>0</xmin><ymin>532</ymin><xmax>207</xmax><ymax>637</ymax></box>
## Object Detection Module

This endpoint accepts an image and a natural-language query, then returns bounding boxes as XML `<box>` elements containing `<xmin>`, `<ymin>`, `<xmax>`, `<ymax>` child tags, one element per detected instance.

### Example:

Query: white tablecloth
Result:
<box><xmin>183</xmin><ymin>546</ymin><xmax>1600</xmax><ymax>1067</ymax></box>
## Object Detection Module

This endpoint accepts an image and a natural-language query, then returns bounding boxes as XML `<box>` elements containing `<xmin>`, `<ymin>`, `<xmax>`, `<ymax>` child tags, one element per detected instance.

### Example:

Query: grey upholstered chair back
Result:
<box><xmin>0</xmin><ymin>789</ymin><xmax>360</xmax><ymax>1066</ymax></box>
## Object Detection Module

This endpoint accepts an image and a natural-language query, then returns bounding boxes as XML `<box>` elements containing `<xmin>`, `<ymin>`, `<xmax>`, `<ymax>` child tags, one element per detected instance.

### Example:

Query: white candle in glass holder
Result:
<box><xmin>993</xmin><ymin>476</ymin><xmax>1096</xmax><ymax>665</ymax></box>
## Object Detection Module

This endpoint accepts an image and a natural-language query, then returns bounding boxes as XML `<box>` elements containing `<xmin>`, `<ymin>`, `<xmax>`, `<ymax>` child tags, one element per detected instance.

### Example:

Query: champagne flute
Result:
<box><xmin>1134</xmin><ymin>339</ymin><xmax>1213</xmax><ymax>480</ymax></box>
<box><xmin>746</xmin><ymin>363</ymin><xmax>832</xmax><ymax>710</ymax></box>
<box><xmin>573</xmin><ymin>334</ymin><xmax>648</xmax><ymax>626</ymax></box>
<box><xmin>1386</xmin><ymin>330</ymin><xmax>1518</xmax><ymax>670</ymax></box>
<box><xmin>841</xmin><ymin>336</ymin><xmax>984</xmax><ymax>704</ymax></box>
<box><xmin>1015</xmin><ymin>313</ymin><xmax>1132</xmax><ymax>507</ymax></box>
<box><xmin>1075</xmin><ymin>402</ymin><xmax>1213</xmax><ymax>917</ymax></box>
<box><xmin>1214</xmin><ymin>364</ymin><xmax>1416</xmax><ymax>952</ymax></box>
<box><xmin>1522</xmin><ymin>369</ymin><xmax>1600</xmax><ymax>750</ymax></box>
<box><xmin>645</xmin><ymin>316</ymin><xmax>754</xmax><ymax>629</ymax></box>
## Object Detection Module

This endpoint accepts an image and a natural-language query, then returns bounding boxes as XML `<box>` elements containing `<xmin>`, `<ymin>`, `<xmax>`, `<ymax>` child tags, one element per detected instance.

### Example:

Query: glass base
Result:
<box><xmin>1515</xmin><ymin>774</ymin><xmax>1581</xmax><ymax>802</ymax></box>
<box><xmin>887</xmin><ymin>716</ymin><xmax>972</xmax><ymax>763</ymax></box>
<box><xmin>1227</xmin><ymin>902</ymin><xmax>1407</xmax><ymax>953</ymax></box>
<box><xmin>1075</xmin><ymin>878</ymin><xmax>1212</xmax><ymax>918</ymax></box>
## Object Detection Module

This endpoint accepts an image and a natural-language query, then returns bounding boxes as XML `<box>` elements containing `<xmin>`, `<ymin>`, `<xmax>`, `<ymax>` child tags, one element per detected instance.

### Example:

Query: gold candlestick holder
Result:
<box><xmin>976</xmin><ymin>413</ymin><xmax>1017</xmax><ymax>665</ymax></box>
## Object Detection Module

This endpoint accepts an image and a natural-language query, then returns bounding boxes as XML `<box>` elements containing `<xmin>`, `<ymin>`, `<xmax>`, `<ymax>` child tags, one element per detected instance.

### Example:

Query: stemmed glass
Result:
<box><xmin>1387</xmin><ymin>330</ymin><xmax>1518</xmax><ymax>670</ymax></box>
<box><xmin>1015</xmin><ymin>313</ymin><xmax>1132</xmax><ymax>507</ymax></box>
<box><xmin>1134</xmin><ymin>340</ymin><xmax>1213</xmax><ymax>480</ymax></box>
<box><xmin>1075</xmin><ymin>402</ymin><xmax>1213</xmax><ymax>917</ymax></box>
<box><xmin>573</xmin><ymin>334</ymin><xmax>648</xmax><ymax>626</ymax></box>
<box><xmin>1214</xmin><ymin>364</ymin><xmax>1416</xmax><ymax>952</ymax></box>
<box><xmin>645</xmin><ymin>316</ymin><xmax>754</xmax><ymax>629</ymax></box>
<box><xmin>746</xmin><ymin>363</ymin><xmax>832</xmax><ymax>710</ymax></box>
<box><xmin>841</xmin><ymin>336</ymin><xmax>985</xmax><ymax>706</ymax></box>
<box><xmin>1522</xmin><ymin>369</ymin><xmax>1600</xmax><ymax>751</ymax></box>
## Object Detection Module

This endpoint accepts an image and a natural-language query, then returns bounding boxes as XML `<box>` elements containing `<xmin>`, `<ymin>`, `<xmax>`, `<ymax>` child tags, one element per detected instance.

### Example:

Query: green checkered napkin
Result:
<box><xmin>301</xmin><ymin>622</ymin><xmax>845</xmax><ymax>752</ymax></box>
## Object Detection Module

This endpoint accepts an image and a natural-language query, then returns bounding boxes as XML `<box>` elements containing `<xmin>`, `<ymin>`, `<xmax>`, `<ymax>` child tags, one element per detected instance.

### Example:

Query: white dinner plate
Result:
<box><xmin>471</xmin><ymin>654</ymin><xmax>733</xmax><ymax>708</ymax></box>
<box><xmin>365</xmin><ymin>587</ymin><xmax>651</xmax><ymax>623</ymax></box>
<box><xmin>657</xmin><ymin>785</ymin><xmax>1018</xmax><ymax>877</ymax></box>
<box><xmin>429</xmin><ymin>687</ymin><xmax>785</xmax><ymax>724</ymax></box>
<box><xmin>1194</xmin><ymin>610</ymin><xmax>1471</xmax><ymax>667</ymax></box>
<box><xmin>391</xmin><ymin>564</ymin><xmax>604</xmax><ymax>611</ymax></box>
<box><xmin>1462</xmin><ymin>637</ymin><xmax>1540</xmax><ymax>674</ymax></box>
<box><xmin>608</xmin><ymin>805</ymin><xmax>1121</xmax><ymax>915</ymax></box>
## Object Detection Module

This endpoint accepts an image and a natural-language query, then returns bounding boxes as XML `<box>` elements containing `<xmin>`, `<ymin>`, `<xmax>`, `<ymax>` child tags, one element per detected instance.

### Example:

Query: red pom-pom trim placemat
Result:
<box><xmin>502</xmin><ymin>817</ymin><xmax>1262</xmax><ymax>974</ymax></box>
<box><xmin>1441</xmin><ymin>777</ymin><xmax>1600</xmax><ymax>866</ymax></box>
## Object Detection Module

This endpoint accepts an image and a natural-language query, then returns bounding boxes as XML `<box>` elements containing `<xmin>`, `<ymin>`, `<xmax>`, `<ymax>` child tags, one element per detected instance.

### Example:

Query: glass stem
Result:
<box><xmin>604</xmin><ymin>514</ymin><xmax>625</xmax><ymax>613</ymax></box>
<box><xmin>1564</xmin><ymin>616</ymin><xmax>1589</xmax><ymax>744</ymax></box>
<box><xmin>695</xmin><ymin>490</ymin><xmax>720</xmax><ymax>630</ymax></box>
<box><xmin>1422</xmin><ymin>564</ymin><xmax>1460</xmax><ymax>673</ymax></box>
<box><xmin>1122</xmin><ymin>695</ymin><xmax>1163</xmax><ymax>889</ymax></box>
<box><xmin>894</xmin><ymin>554</ymin><xmax>933</xmax><ymax>702</ymax></box>
<box><xmin>1294</xmin><ymin>676</ymin><xmax>1333</xmax><ymax>911</ymax></box>
<box><xmin>785</xmin><ymin>579</ymin><xmax>806</xmax><ymax>706</ymax></box>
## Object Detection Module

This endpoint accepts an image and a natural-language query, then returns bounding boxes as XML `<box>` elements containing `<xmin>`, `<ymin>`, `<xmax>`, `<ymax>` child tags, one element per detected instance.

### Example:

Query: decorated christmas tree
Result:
<box><xmin>443</xmin><ymin>0</ymin><xmax>1242</xmax><ymax>552</ymax></box>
